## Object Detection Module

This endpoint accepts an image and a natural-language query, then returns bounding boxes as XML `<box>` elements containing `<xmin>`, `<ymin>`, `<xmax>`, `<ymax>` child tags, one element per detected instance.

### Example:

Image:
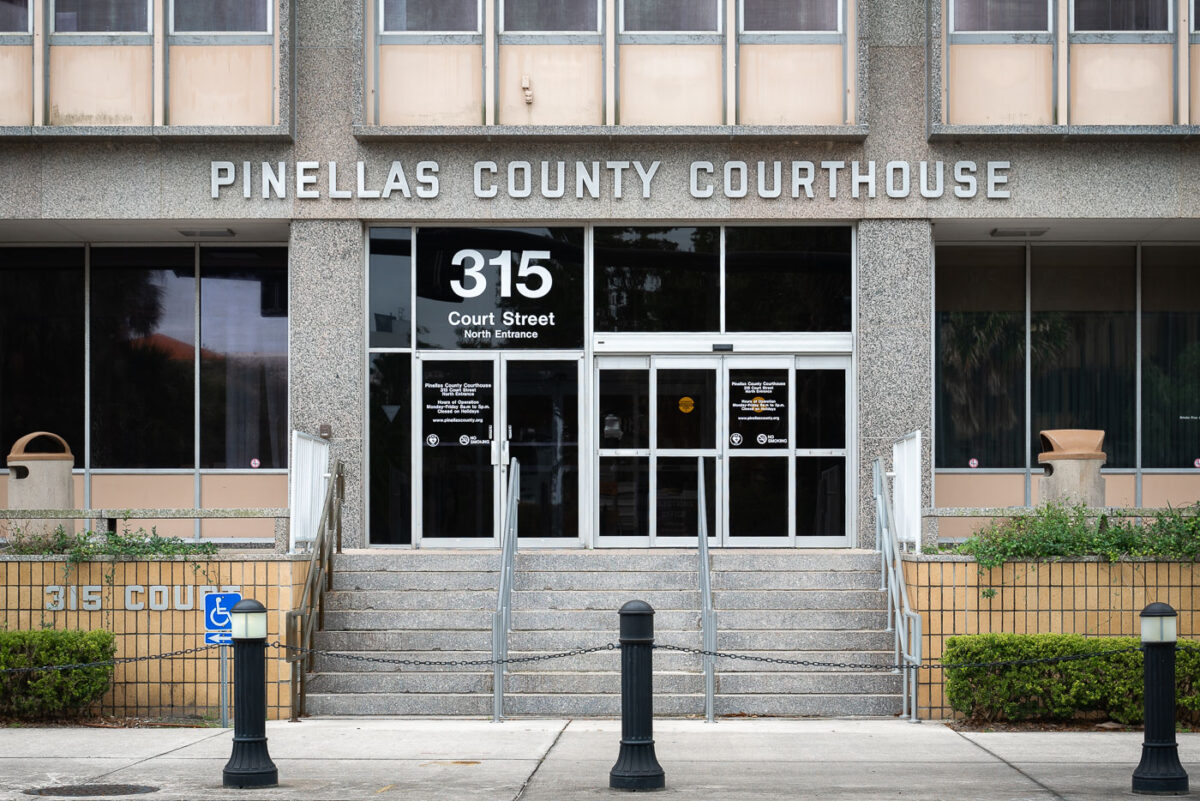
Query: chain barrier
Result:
<box><xmin>0</xmin><ymin>644</ymin><xmax>220</xmax><ymax>676</ymax></box>
<box><xmin>1176</xmin><ymin>644</ymin><xmax>1200</xmax><ymax>656</ymax></box>
<box><xmin>270</xmin><ymin>640</ymin><xmax>616</xmax><ymax>668</ymax></box>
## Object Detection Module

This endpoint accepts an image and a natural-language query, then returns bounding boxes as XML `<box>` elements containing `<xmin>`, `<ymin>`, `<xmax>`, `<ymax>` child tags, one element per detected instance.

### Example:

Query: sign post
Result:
<box><xmin>205</xmin><ymin>591</ymin><xmax>242</xmax><ymax>727</ymax></box>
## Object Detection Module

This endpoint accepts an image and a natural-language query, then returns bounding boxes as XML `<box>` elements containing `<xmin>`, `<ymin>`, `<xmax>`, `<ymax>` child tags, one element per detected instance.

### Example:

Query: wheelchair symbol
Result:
<box><xmin>205</xmin><ymin>592</ymin><xmax>241</xmax><ymax>632</ymax></box>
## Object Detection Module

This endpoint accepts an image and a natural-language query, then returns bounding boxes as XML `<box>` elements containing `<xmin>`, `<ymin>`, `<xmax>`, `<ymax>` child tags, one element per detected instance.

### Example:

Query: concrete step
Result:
<box><xmin>322</xmin><ymin>610</ymin><xmax>493</xmax><ymax>631</ymax></box>
<box><xmin>333</xmin><ymin>551</ymin><xmax>500</xmax><ymax>572</ymax></box>
<box><xmin>709</xmin><ymin>590</ymin><xmax>886</xmax><ymax>610</ymax></box>
<box><xmin>514</xmin><ymin>571</ymin><xmax>698</xmax><ymax>591</ymax></box>
<box><xmin>315</xmin><ymin>630</ymin><xmax>494</xmax><ymax>651</ymax></box>
<box><xmin>510</xmin><ymin>609</ymin><xmax>886</xmax><ymax>632</ymax></box>
<box><xmin>332</xmin><ymin>571</ymin><xmax>501</xmax><ymax>591</ymax></box>
<box><xmin>504</xmin><ymin>629</ymin><xmax>893</xmax><ymax>651</ymax></box>
<box><xmin>712</xmin><ymin>571</ymin><xmax>881</xmax><ymax>590</ymax></box>
<box><xmin>308</xmin><ymin>671</ymin><xmax>492</xmax><ymax>694</ymax></box>
<box><xmin>324</xmin><ymin>591</ymin><xmax>496</xmax><ymax>611</ymax></box>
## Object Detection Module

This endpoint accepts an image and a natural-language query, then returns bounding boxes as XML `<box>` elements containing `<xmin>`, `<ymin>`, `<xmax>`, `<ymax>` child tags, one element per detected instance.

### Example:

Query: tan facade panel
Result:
<box><xmin>1191</xmin><ymin>44</ymin><xmax>1200</xmax><ymax>124</ymax></box>
<box><xmin>0</xmin><ymin>46</ymin><xmax>32</xmax><ymax>125</ymax></box>
<box><xmin>91</xmin><ymin>473</ymin><xmax>193</xmax><ymax>538</ymax></box>
<box><xmin>168</xmin><ymin>45</ymin><xmax>274</xmax><ymax>126</ymax></box>
<box><xmin>618</xmin><ymin>44</ymin><xmax>722</xmax><ymax>125</ymax></box>
<box><xmin>1143</xmin><ymin>474</ymin><xmax>1200</xmax><ymax>507</ymax></box>
<box><xmin>379</xmin><ymin>44</ymin><xmax>483</xmax><ymax>126</ymax></box>
<box><xmin>498</xmin><ymin>44</ymin><xmax>602</xmax><ymax>125</ymax></box>
<box><xmin>49</xmin><ymin>45</ymin><xmax>152</xmax><ymax>126</ymax></box>
<box><xmin>739</xmin><ymin>44</ymin><xmax>843</xmax><ymax>125</ymax></box>
<box><xmin>948</xmin><ymin>44</ymin><xmax>1054</xmax><ymax>125</ymax></box>
<box><xmin>935</xmin><ymin>472</ymin><xmax>1025</xmax><ymax>538</ymax></box>
<box><xmin>1069</xmin><ymin>43</ymin><xmax>1173</xmax><ymax>125</ymax></box>
<box><xmin>200</xmin><ymin>473</ymin><xmax>286</xmax><ymax>539</ymax></box>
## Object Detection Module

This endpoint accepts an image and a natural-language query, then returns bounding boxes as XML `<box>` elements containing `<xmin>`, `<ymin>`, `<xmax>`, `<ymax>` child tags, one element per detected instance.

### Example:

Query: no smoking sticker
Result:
<box><xmin>968</xmin><ymin>458</ymin><xmax>979</xmax><ymax>469</ymax></box>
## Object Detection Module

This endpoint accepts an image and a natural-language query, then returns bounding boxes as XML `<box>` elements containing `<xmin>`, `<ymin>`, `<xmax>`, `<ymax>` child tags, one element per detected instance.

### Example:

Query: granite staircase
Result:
<box><xmin>305</xmin><ymin>549</ymin><xmax>901</xmax><ymax>717</ymax></box>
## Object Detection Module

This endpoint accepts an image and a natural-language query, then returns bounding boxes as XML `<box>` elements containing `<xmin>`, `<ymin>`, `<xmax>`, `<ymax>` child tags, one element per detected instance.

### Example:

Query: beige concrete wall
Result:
<box><xmin>168</xmin><ymin>45</ymin><xmax>274</xmax><ymax>126</ymax></box>
<box><xmin>947</xmin><ymin>44</ymin><xmax>1054</xmax><ymax>125</ymax></box>
<box><xmin>48</xmin><ymin>45</ymin><xmax>153</xmax><ymax>125</ymax></box>
<box><xmin>935</xmin><ymin>472</ymin><xmax>1025</xmax><ymax>538</ymax></box>
<box><xmin>91</xmin><ymin>474</ymin><xmax>193</xmax><ymax>539</ymax></box>
<box><xmin>1069</xmin><ymin>43</ymin><xmax>1173</xmax><ymax>125</ymax></box>
<box><xmin>1144</xmin><ymin>474</ymin><xmax>1200</xmax><ymax>507</ymax></box>
<box><xmin>0</xmin><ymin>45</ymin><xmax>33</xmax><ymax>125</ymax></box>
<box><xmin>200</xmin><ymin>473</ymin><xmax>286</xmax><ymax>539</ymax></box>
<box><xmin>618</xmin><ymin>44</ymin><xmax>722</xmax><ymax>125</ymax></box>
<box><xmin>498</xmin><ymin>44</ymin><xmax>603</xmax><ymax>125</ymax></box>
<box><xmin>739</xmin><ymin>44</ymin><xmax>843</xmax><ymax>125</ymax></box>
<box><xmin>379</xmin><ymin>44</ymin><xmax>483</xmax><ymax>126</ymax></box>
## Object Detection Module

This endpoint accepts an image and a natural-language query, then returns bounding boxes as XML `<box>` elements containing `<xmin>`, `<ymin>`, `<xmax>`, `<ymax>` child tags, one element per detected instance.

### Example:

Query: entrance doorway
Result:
<box><xmin>594</xmin><ymin>355</ymin><xmax>851</xmax><ymax>547</ymax></box>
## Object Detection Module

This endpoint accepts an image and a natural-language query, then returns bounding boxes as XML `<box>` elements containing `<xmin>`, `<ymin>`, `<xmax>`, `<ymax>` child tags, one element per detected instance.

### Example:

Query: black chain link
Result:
<box><xmin>271</xmin><ymin>640</ymin><xmax>617</xmax><ymax>668</ymax></box>
<box><xmin>1177</xmin><ymin>644</ymin><xmax>1200</xmax><ymax>655</ymax></box>
<box><xmin>0</xmin><ymin>644</ymin><xmax>220</xmax><ymax>676</ymax></box>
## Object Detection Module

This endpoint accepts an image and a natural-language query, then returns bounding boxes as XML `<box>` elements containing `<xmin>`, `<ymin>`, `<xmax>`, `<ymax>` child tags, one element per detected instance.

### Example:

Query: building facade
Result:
<box><xmin>1</xmin><ymin>0</ymin><xmax>1198</xmax><ymax>552</ymax></box>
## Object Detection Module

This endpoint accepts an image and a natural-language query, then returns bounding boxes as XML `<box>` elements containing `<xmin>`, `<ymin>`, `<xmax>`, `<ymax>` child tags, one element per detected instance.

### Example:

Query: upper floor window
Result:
<box><xmin>621</xmin><ymin>0</ymin><xmax>720</xmax><ymax>32</ymax></box>
<box><xmin>952</xmin><ymin>0</ymin><xmax>1049</xmax><ymax>31</ymax></box>
<box><xmin>1072</xmin><ymin>0</ymin><xmax>1169</xmax><ymax>31</ymax></box>
<box><xmin>382</xmin><ymin>0</ymin><xmax>479</xmax><ymax>33</ymax></box>
<box><xmin>742</xmin><ymin>0</ymin><xmax>839</xmax><ymax>32</ymax></box>
<box><xmin>172</xmin><ymin>0</ymin><xmax>270</xmax><ymax>33</ymax></box>
<box><xmin>502</xmin><ymin>0</ymin><xmax>600</xmax><ymax>32</ymax></box>
<box><xmin>0</xmin><ymin>0</ymin><xmax>29</xmax><ymax>33</ymax></box>
<box><xmin>54</xmin><ymin>0</ymin><xmax>149</xmax><ymax>33</ymax></box>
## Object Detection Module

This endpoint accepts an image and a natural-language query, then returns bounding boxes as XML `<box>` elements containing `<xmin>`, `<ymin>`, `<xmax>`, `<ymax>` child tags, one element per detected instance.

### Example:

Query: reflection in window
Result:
<box><xmin>594</xmin><ymin>227</ymin><xmax>719</xmax><ymax>332</ymax></box>
<box><xmin>90</xmin><ymin>248</ymin><xmax>195</xmax><ymax>469</ymax></box>
<box><xmin>370</xmin><ymin>353</ymin><xmax>411</xmax><ymax>544</ymax></box>
<box><xmin>598</xmin><ymin>457</ymin><xmax>648</xmax><ymax>537</ymax></box>
<box><xmin>54</xmin><ymin>0</ymin><xmax>149</xmax><ymax>32</ymax></box>
<box><xmin>743</xmin><ymin>0</ymin><xmax>838</xmax><ymax>31</ymax></box>
<box><xmin>507</xmin><ymin>361</ymin><xmax>578</xmax><ymax>538</ymax></box>
<box><xmin>0</xmin><ymin>249</ymin><xmax>84</xmax><ymax>458</ymax></box>
<box><xmin>504</xmin><ymin>0</ymin><xmax>598</xmax><ymax>31</ymax></box>
<box><xmin>1141</xmin><ymin>247</ymin><xmax>1200</xmax><ymax>469</ymax></box>
<box><xmin>656</xmin><ymin>457</ymin><xmax>716</xmax><ymax>537</ymax></box>
<box><xmin>383</xmin><ymin>0</ymin><xmax>478</xmax><ymax>32</ymax></box>
<box><xmin>199</xmin><ymin>248</ymin><xmax>287</xmax><ymax>470</ymax></box>
<box><xmin>622</xmin><ymin>0</ymin><xmax>718</xmax><ymax>31</ymax></box>
<box><xmin>599</xmin><ymin>369</ymin><xmax>648</xmax><ymax>449</ymax></box>
<box><xmin>173</xmin><ymin>0</ymin><xmax>268</xmax><ymax>32</ymax></box>
<box><xmin>794</xmin><ymin>369</ymin><xmax>845</xmax><ymax>450</ymax></box>
<box><xmin>796</xmin><ymin>457</ymin><xmax>844</xmax><ymax>536</ymax></box>
<box><xmin>1073</xmin><ymin>0</ymin><xmax>1168</xmax><ymax>31</ymax></box>
<box><xmin>935</xmin><ymin>247</ymin><xmax>1025</xmax><ymax>469</ymax></box>
<box><xmin>952</xmin><ymin>0</ymin><xmax>1048</xmax><ymax>30</ymax></box>
<box><xmin>656</xmin><ymin>369</ymin><xmax>716</xmax><ymax>449</ymax></box>
<box><xmin>0</xmin><ymin>0</ymin><xmax>29</xmax><ymax>32</ymax></box>
<box><xmin>369</xmin><ymin>228</ymin><xmax>412</xmax><ymax>349</ymax></box>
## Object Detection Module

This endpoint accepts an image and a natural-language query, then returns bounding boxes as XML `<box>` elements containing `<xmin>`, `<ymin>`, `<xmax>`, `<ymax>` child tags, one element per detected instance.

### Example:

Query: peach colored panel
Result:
<box><xmin>91</xmin><ymin>474</ymin><xmax>193</xmax><ymax>539</ymax></box>
<box><xmin>739</xmin><ymin>44</ymin><xmax>843</xmax><ymax>125</ymax></box>
<box><xmin>1069</xmin><ymin>43</ymin><xmax>1172</xmax><ymax>125</ymax></box>
<box><xmin>379</xmin><ymin>45</ymin><xmax>483</xmax><ymax>125</ymax></box>
<box><xmin>498</xmin><ymin>44</ymin><xmax>602</xmax><ymax>125</ymax></box>
<box><xmin>49</xmin><ymin>45</ymin><xmax>152</xmax><ymax>125</ymax></box>
<box><xmin>168</xmin><ymin>45</ymin><xmax>273</xmax><ymax>126</ymax></box>
<box><xmin>1104</xmin><ymin>474</ymin><xmax>1136</xmax><ymax>506</ymax></box>
<box><xmin>618</xmin><ymin>44</ymin><xmax>722</xmax><ymax>125</ymax></box>
<box><xmin>200</xmin><ymin>473</ymin><xmax>286</xmax><ymax>540</ymax></box>
<box><xmin>0</xmin><ymin>46</ymin><xmax>32</xmax><ymax>125</ymax></box>
<box><xmin>1143</xmin><ymin>474</ymin><xmax>1200</xmax><ymax>508</ymax></box>
<box><xmin>1192</xmin><ymin>45</ymin><xmax>1200</xmax><ymax>124</ymax></box>
<box><xmin>948</xmin><ymin>44</ymin><xmax>1054</xmax><ymax>125</ymax></box>
<box><xmin>935</xmin><ymin>472</ymin><xmax>1025</xmax><ymax>538</ymax></box>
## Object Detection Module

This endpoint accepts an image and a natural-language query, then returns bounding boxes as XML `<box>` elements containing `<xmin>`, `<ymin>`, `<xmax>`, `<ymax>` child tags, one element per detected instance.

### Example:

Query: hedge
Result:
<box><xmin>0</xmin><ymin>629</ymin><xmax>116</xmax><ymax>719</ymax></box>
<box><xmin>943</xmin><ymin>633</ymin><xmax>1200</xmax><ymax>725</ymax></box>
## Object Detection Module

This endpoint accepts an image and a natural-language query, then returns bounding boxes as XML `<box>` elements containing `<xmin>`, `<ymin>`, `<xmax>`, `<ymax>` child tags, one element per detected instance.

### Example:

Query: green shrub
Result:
<box><xmin>0</xmin><ymin>629</ymin><xmax>116</xmax><ymax>719</ymax></box>
<box><xmin>3</xmin><ymin>524</ymin><xmax>217</xmax><ymax>563</ymax></box>
<box><xmin>944</xmin><ymin>633</ymin><xmax>1200</xmax><ymax>724</ymax></box>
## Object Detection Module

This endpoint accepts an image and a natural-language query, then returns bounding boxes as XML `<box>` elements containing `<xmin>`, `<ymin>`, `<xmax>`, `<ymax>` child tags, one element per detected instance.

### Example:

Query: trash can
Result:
<box><xmin>1037</xmin><ymin>429</ymin><xmax>1106</xmax><ymax>507</ymax></box>
<box><xmin>6</xmin><ymin>431</ymin><xmax>75</xmax><ymax>538</ymax></box>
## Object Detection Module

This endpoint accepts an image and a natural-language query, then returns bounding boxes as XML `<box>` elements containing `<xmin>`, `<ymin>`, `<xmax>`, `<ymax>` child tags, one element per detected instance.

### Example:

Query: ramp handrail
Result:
<box><xmin>697</xmin><ymin>456</ymin><xmax>716</xmax><ymax>722</ymax></box>
<box><xmin>492</xmin><ymin>458</ymin><xmax>520</xmax><ymax>721</ymax></box>
<box><xmin>285</xmin><ymin>459</ymin><xmax>344</xmax><ymax>721</ymax></box>
<box><xmin>873</xmin><ymin>458</ymin><xmax>922</xmax><ymax>722</ymax></box>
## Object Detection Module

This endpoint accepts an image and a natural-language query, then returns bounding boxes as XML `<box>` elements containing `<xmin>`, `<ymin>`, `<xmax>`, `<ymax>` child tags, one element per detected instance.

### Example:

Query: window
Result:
<box><xmin>742</xmin><ymin>0</ymin><xmax>838</xmax><ymax>32</ymax></box>
<box><xmin>1073</xmin><ymin>0</ymin><xmax>1169</xmax><ymax>30</ymax></box>
<box><xmin>369</xmin><ymin>229</ymin><xmax>412</xmax><ymax>349</ymax></box>
<box><xmin>622</xmin><ymin>0</ymin><xmax>719</xmax><ymax>32</ymax></box>
<box><xmin>382</xmin><ymin>0</ymin><xmax>478</xmax><ymax>32</ymax></box>
<box><xmin>172</xmin><ymin>0</ymin><xmax>269</xmax><ymax>33</ymax></box>
<box><xmin>0</xmin><ymin>0</ymin><xmax>28</xmax><ymax>33</ymax></box>
<box><xmin>54</xmin><ymin>0</ymin><xmax>149</xmax><ymax>32</ymax></box>
<box><xmin>952</xmin><ymin>0</ymin><xmax>1049</xmax><ymax>31</ymax></box>
<box><xmin>1141</xmin><ymin>247</ymin><xmax>1200</xmax><ymax>469</ymax></box>
<box><xmin>369</xmin><ymin>353</ymin><xmax>412</xmax><ymax>545</ymax></box>
<box><xmin>503</xmin><ymin>0</ymin><xmax>599</xmax><ymax>31</ymax></box>
<box><xmin>594</xmin><ymin>227</ymin><xmax>720</xmax><ymax>332</ymax></box>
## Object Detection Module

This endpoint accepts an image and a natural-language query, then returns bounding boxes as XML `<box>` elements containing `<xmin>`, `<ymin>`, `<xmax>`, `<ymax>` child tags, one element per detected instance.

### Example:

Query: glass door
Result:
<box><xmin>724</xmin><ymin>357</ymin><xmax>794</xmax><ymax>545</ymax></box>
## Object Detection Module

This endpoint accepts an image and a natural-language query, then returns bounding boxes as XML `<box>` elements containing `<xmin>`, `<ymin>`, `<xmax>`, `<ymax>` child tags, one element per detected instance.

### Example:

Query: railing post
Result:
<box><xmin>610</xmin><ymin>600</ymin><xmax>665</xmax><ymax>791</ymax></box>
<box><xmin>1133</xmin><ymin>602</ymin><xmax>1187</xmax><ymax>794</ymax></box>
<box><xmin>335</xmin><ymin>463</ymin><xmax>344</xmax><ymax>554</ymax></box>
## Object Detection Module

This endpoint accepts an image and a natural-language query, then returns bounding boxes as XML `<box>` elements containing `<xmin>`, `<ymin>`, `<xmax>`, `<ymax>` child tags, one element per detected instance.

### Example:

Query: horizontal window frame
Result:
<box><xmin>497</xmin><ymin>32</ymin><xmax>603</xmax><ymax>44</ymax></box>
<box><xmin>949</xmin><ymin>0</ymin><xmax>1053</xmax><ymax>34</ymax></box>
<box><xmin>379</xmin><ymin>0</ymin><xmax>483</xmax><ymax>35</ymax></box>
<box><xmin>738</xmin><ymin>31</ymin><xmax>844</xmax><ymax>43</ymax></box>
<box><xmin>499</xmin><ymin>0</ymin><xmax>602</xmax><ymax>34</ymax></box>
<box><xmin>167</xmin><ymin>33</ymin><xmax>274</xmax><ymax>45</ymax></box>
<box><xmin>738</xmin><ymin>0</ymin><xmax>842</xmax><ymax>34</ymax></box>
<box><xmin>1069</xmin><ymin>0</ymin><xmax>1173</xmax><ymax>33</ymax></box>
<box><xmin>615</xmin><ymin>32</ymin><xmax>725</xmax><ymax>44</ymax></box>
<box><xmin>0</xmin><ymin>32</ymin><xmax>32</xmax><ymax>43</ymax></box>
<box><xmin>947</xmin><ymin>31</ymin><xmax>1055</xmax><ymax>43</ymax></box>
<box><xmin>1067</xmin><ymin>31</ymin><xmax>1175</xmax><ymax>41</ymax></box>
<box><xmin>619</xmin><ymin>0</ymin><xmax>723</xmax><ymax>34</ymax></box>
<box><xmin>168</xmin><ymin>0</ymin><xmax>272</xmax><ymax>36</ymax></box>
<box><xmin>48</xmin><ymin>32</ymin><xmax>153</xmax><ymax>44</ymax></box>
<box><xmin>50</xmin><ymin>0</ymin><xmax>153</xmax><ymax>34</ymax></box>
<box><xmin>378</xmin><ymin>32</ymin><xmax>482</xmax><ymax>44</ymax></box>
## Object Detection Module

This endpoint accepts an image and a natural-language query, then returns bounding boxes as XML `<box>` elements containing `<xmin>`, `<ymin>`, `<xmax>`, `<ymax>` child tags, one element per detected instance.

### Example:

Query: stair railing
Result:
<box><xmin>285</xmin><ymin>458</ymin><xmax>344</xmax><ymax>721</ymax></box>
<box><xmin>696</xmin><ymin>456</ymin><xmax>717</xmax><ymax>722</ymax></box>
<box><xmin>873</xmin><ymin>458</ymin><xmax>922</xmax><ymax>723</ymax></box>
<box><xmin>491</xmin><ymin>458</ymin><xmax>520</xmax><ymax>722</ymax></box>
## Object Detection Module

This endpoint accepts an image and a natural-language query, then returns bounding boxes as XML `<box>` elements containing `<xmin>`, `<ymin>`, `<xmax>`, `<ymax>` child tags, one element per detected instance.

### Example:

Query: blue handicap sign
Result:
<box><xmin>205</xmin><ymin>631</ymin><xmax>233</xmax><ymax>645</ymax></box>
<box><xmin>205</xmin><ymin>591</ymin><xmax>242</xmax><ymax>633</ymax></box>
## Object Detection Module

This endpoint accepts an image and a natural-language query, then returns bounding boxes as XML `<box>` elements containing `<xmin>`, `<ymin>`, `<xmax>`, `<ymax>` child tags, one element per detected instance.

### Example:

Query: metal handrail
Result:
<box><xmin>873</xmin><ymin>458</ymin><xmax>923</xmax><ymax>723</ymax></box>
<box><xmin>696</xmin><ymin>456</ymin><xmax>717</xmax><ymax>723</ymax></box>
<box><xmin>491</xmin><ymin>458</ymin><xmax>520</xmax><ymax>722</ymax></box>
<box><xmin>285</xmin><ymin>459</ymin><xmax>344</xmax><ymax>721</ymax></box>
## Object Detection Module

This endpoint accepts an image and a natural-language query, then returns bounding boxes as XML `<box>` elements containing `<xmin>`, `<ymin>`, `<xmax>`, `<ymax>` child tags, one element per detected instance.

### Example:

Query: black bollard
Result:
<box><xmin>610</xmin><ymin>600</ymin><xmax>665</xmax><ymax>791</ymax></box>
<box><xmin>1132</xmin><ymin>602</ymin><xmax>1188</xmax><ymax>795</ymax></box>
<box><xmin>223</xmin><ymin>598</ymin><xmax>279</xmax><ymax>789</ymax></box>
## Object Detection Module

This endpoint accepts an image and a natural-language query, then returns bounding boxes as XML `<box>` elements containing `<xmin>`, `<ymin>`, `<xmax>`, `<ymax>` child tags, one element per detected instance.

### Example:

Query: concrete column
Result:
<box><xmin>289</xmin><ymin>219</ymin><xmax>366</xmax><ymax>548</ymax></box>
<box><xmin>856</xmin><ymin>219</ymin><xmax>934</xmax><ymax>550</ymax></box>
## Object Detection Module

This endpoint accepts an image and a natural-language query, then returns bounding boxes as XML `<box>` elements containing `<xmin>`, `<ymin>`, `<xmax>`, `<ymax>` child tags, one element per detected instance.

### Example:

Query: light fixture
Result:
<box><xmin>178</xmin><ymin>228</ymin><xmax>236</xmax><ymax>238</ymax></box>
<box><xmin>230</xmin><ymin>598</ymin><xmax>268</xmax><ymax>641</ymax></box>
<box><xmin>989</xmin><ymin>228</ymin><xmax>1048</xmax><ymax>238</ymax></box>
<box><xmin>1140</xmin><ymin>601</ymin><xmax>1178</xmax><ymax>644</ymax></box>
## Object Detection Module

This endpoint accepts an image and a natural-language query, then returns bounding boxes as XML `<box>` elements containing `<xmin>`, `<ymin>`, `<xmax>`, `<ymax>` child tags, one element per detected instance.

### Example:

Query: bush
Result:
<box><xmin>944</xmin><ymin>633</ymin><xmax>1200</xmax><ymax>725</ymax></box>
<box><xmin>0</xmin><ymin>629</ymin><xmax>116</xmax><ymax>719</ymax></box>
<box><xmin>2</xmin><ymin>524</ymin><xmax>217</xmax><ymax>563</ymax></box>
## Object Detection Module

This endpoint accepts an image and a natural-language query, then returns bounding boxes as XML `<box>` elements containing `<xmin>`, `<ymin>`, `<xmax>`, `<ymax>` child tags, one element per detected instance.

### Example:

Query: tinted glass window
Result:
<box><xmin>369</xmin><ymin>228</ymin><xmax>412</xmax><ymax>349</ymax></box>
<box><xmin>90</xmin><ymin>248</ymin><xmax>195</xmax><ymax>469</ymax></box>
<box><xmin>743</xmin><ymin>0</ymin><xmax>838</xmax><ymax>31</ymax></box>
<box><xmin>1141</xmin><ymin>247</ymin><xmax>1200</xmax><ymax>469</ymax></box>
<box><xmin>1074</xmin><ymin>0</ymin><xmax>1168</xmax><ymax>30</ymax></box>
<box><xmin>598</xmin><ymin>457</ymin><xmax>648</xmax><ymax>537</ymax></box>
<box><xmin>0</xmin><ymin>0</ymin><xmax>29</xmax><ymax>32</ymax></box>
<box><xmin>594</xmin><ymin>227</ymin><xmax>719</xmax><ymax>332</ymax></box>
<box><xmin>507</xmin><ymin>360</ymin><xmax>578</xmax><ymax>538</ymax></box>
<box><xmin>953</xmin><ymin>0</ymin><xmax>1048</xmax><ymax>30</ymax></box>
<box><xmin>599</xmin><ymin>369</ymin><xmax>649</xmax><ymax>449</ymax></box>
<box><xmin>0</xmin><ymin>249</ymin><xmax>84</xmax><ymax>460</ymax></box>
<box><xmin>796</xmin><ymin>457</ymin><xmax>844</xmax><ymax>536</ymax></box>
<box><xmin>795</xmin><ymin>369</ymin><xmax>845</xmax><ymax>450</ymax></box>
<box><xmin>505</xmin><ymin>0</ymin><xmax>597</xmax><ymax>31</ymax></box>
<box><xmin>55</xmin><ymin>0</ymin><xmax>148</xmax><ymax>32</ymax></box>
<box><xmin>370</xmin><ymin>353</ymin><xmax>411</xmax><ymax>544</ymax></box>
<box><xmin>936</xmin><ymin>246</ymin><xmax>1026</xmax><ymax>469</ymax></box>
<box><xmin>199</xmin><ymin>248</ymin><xmax>287</xmax><ymax>470</ymax></box>
<box><xmin>173</xmin><ymin>0</ymin><xmax>268</xmax><ymax>32</ymax></box>
<box><xmin>623</xmin><ymin>0</ymin><xmax>717</xmax><ymax>30</ymax></box>
<box><xmin>383</xmin><ymin>0</ymin><xmax>478</xmax><ymax>31</ymax></box>
<box><xmin>725</xmin><ymin>226</ymin><xmax>851</xmax><ymax>332</ymax></box>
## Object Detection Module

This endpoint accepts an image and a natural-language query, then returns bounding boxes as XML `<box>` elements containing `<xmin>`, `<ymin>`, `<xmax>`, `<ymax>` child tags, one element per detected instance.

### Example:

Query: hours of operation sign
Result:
<box><xmin>423</xmin><ymin>363</ymin><xmax>493</xmax><ymax>449</ymax></box>
<box><xmin>729</xmin><ymin>371</ymin><xmax>788</xmax><ymax>448</ymax></box>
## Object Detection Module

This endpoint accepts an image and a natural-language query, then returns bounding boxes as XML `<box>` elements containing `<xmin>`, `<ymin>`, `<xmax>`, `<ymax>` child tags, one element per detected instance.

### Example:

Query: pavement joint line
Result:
<box><xmin>83</xmin><ymin>729</ymin><xmax>231</xmax><ymax>784</ymax></box>
<box><xmin>953</xmin><ymin>730</ymin><xmax>1067</xmax><ymax>801</ymax></box>
<box><xmin>511</xmin><ymin>719</ymin><xmax>571</xmax><ymax>801</ymax></box>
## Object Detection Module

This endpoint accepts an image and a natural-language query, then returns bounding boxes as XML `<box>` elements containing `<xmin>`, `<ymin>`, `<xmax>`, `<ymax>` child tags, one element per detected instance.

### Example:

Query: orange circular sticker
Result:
<box><xmin>750</xmin><ymin>396</ymin><xmax>767</xmax><ymax>413</ymax></box>
<box><xmin>678</xmin><ymin>396</ymin><xmax>695</xmax><ymax>414</ymax></box>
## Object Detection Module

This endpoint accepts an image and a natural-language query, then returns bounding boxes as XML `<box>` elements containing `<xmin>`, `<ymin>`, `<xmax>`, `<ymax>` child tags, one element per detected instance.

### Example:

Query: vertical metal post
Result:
<box><xmin>219</xmin><ymin>645</ymin><xmax>229</xmax><ymax>728</ymax></box>
<box><xmin>1133</xmin><ymin>603</ymin><xmax>1188</xmax><ymax>794</ymax></box>
<box><xmin>224</xmin><ymin>599</ymin><xmax>278</xmax><ymax>789</ymax></box>
<box><xmin>610</xmin><ymin>600</ymin><xmax>665</xmax><ymax>791</ymax></box>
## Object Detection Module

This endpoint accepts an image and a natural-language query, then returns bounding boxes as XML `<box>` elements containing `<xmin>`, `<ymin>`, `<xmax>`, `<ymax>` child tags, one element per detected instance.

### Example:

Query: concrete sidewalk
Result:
<box><xmin>2</xmin><ymin>718</ymin><xmax>1197</xmax><ymax>801</ymax></box>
